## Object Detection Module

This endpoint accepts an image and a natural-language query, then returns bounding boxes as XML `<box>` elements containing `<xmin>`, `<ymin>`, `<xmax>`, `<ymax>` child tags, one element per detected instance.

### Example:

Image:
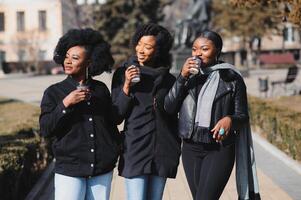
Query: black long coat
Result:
<box><xmin>111</xmin><ymin>62</ymin><xmax>181</xmax><ymax>178</ymax></box>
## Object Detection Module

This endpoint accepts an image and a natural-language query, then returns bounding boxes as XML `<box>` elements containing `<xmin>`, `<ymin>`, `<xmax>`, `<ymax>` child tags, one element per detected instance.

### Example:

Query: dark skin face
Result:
<box><xmin>122</xmin><ymin>35</ymin><xmax>157</xmax><ymax>96</ymax></box>
<box><xmin>181</xmin><ymin>37</ymin><xmax>219</xmax><ymax>78</ymax></box>
<box><xmin>135</xmin><ymin>35</ymin><xmax>156</xmax><ymax>66</ymax></box>
<box><xmin>192</xmin><ymin>37</ymin><xmax>218</xmax><ymax>68</ymax></box>
<box><xmin>63</xmin><ymin>46</ymin><xmax>89</xmax><ymax>83</ymax></box>
<box><xmin>62</xmin><ymin>45</ymin><xmax>91</xmax><ymax>108</ymax></box>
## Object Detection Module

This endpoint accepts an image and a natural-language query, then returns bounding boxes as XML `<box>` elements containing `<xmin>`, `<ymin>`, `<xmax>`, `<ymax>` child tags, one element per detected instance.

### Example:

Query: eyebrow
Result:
<box><xmin>66</xmin><ymin>52</ymin><xmax>80</xmax><ymax>57</ymax></box>
<box><xmin>139</xmin><ymin>41</ymin><xmax>155</xmax><ymax>47</ymax></box>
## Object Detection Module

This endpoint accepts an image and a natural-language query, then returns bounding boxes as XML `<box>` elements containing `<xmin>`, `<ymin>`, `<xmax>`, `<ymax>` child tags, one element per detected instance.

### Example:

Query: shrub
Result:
<box><xmin>0</xmin><ymin>98</ymin><xmax>53</xmax><ymax>199</ymax></box>
<box><xmin>249</xmin><ymin>96</ymin><xmax>301</xmax><ymax>161</ymax></box>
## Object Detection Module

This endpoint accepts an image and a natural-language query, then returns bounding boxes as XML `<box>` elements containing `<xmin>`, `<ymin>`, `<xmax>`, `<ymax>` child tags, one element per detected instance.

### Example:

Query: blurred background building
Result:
<box><xmin>0</xmin><ymin>0</ymin><xmax>300</xmax><ymax>74</ymax></box>
<box><xmin>0</xmin><ymin>0</ymin><xmax>103</xmax><ymax>74</ymax></box>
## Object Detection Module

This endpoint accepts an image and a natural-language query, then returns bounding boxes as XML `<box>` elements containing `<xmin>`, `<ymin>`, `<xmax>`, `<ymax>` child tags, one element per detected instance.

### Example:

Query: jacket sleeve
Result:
<box><xmin>111</xmin><ymin>67</ymin><xmax>134</xmax><ymax>124</ymax></box>
<box><xmin>164</xmin><ymin>74</ymin><xmax>188</xmax><ymax>115</ymax></box>
<box><xmin>154</xmin><ymin>74</ymin><xmax>176</xmax><ymax>113</ymax></box>
<box><xmin>39</xmin><ymin>87</ymin><xmax>74</xmax><ymax>138</ymax></box>
<box><xmin>229</xmin><ymin>77</ymin><xmax>249</xmax><ymax>130</ymax></box>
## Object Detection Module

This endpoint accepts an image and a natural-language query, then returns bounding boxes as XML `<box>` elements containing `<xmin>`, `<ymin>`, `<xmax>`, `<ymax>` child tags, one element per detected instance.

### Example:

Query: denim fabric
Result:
<box><xmin>125</xmin><ymin>175</ymin><xmax>166</xmax><ymax>200</ymax></box>
<box><xmin>54</xmin><ymin>171</ymin><xmax>113</xmax><ymax>200</ymax></box>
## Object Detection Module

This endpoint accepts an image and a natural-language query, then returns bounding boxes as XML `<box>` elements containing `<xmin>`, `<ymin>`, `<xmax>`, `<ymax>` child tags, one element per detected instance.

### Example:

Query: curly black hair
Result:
<box><xmin>131</xmin><ymin>23</ymin><xmax>173</xmax><ymax>68</ymax></box>
<box><xmin>53</xmin><ymin>28</ymin><xmax>114</xmax><ymax>76</ymax></box>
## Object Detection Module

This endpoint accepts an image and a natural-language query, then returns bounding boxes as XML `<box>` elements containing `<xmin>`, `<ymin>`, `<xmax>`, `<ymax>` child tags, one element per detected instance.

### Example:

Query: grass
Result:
<box><xmin>271</xmin><ymin>96</ymin><xmax>301</xmax><ymax>113</ymax></box>
<box><xmin>0</xmin><ymin>97</ymin><xmax>39</xmax><ymax>136</ymax></box>
<box><xmin>266</xmin><ymin>96</ymin><xmax>301</xmax><ymax>113</ymax></box>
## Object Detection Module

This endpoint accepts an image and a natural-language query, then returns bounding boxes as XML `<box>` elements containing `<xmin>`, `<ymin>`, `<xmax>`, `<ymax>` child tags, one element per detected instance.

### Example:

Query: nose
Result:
<box><xmin>195</xmin><ymin>49</ymin><xmax>202</xmax><ymax>56</ymax></box>
<box><xmin>64</xmin><ymin>57</ymin><xmax>71</xmax><ymax>64</ymax></box>
<box><xmin>136</xmin><ymin>45</ymin><xmax>144</xmax><ymax>54</ymax></box>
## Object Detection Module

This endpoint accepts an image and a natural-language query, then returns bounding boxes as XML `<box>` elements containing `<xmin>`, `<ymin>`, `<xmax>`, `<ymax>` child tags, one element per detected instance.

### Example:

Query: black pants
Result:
<box><xmin>182</xmin><ymin>140</ymin><xmax>235</xmax><ymax>200</ymax></box>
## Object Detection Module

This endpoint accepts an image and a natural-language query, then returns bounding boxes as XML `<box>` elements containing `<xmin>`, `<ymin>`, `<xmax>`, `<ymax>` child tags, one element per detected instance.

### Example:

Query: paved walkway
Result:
<box><xmin>1</xmin><ymin>71</ymin><xmax>301</xmax><ymax>200</ymax></box>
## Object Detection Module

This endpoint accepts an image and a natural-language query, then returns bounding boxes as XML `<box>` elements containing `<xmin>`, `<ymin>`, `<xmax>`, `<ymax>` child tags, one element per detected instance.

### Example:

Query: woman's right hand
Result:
<box><xmin>123</xmin><ymin>65</ymin><xmax>139</xmax><ymax>95</ymax></box>
<box><xmin>63</xmin><ymin>89</ymin><xmax>90</xmax><ymax>108</ymax></box>
<box><xmin>181</xmin><ymin>57</ymin><xmax>197</xmax><ymax>78</ymax></box>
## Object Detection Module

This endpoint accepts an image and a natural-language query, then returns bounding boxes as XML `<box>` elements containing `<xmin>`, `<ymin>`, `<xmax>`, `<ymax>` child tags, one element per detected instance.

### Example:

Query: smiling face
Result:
<box><xmin>135</xmin><ymin>35</ymin><xmax>156</xmax><ymax>66</ymax></box>
<box><xmin>192</xmin><ymin>37</ymin><xmax>218</xmax><ymax>68</ymax></box>
<box><xmin>63</xmin><ymin>46</ymin><xmax>88</xmax><ymax>78</ymax></box>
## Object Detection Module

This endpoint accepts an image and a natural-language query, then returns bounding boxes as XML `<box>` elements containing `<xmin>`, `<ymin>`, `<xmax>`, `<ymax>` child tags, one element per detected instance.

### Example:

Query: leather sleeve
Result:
<box><xmin>164</xmin><ymin>74</ymin><xmax>188</xmax><ymax>115</ymax></box>
<box><xmin>229</xmin><ymin>76</ymin><xmax>249</xmax><ymax>130</ymax></box>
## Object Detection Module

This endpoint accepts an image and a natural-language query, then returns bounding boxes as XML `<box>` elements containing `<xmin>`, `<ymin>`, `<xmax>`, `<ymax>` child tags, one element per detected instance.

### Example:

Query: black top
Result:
<box><xmin>39</xmin><ymin>76</ymin><xmax>121</xmax><ymax>177</ymax></box>
<box><xmin>112</xmin><ymin>58</ymin><xmax>181</xmax><ymax>178</ymax></box>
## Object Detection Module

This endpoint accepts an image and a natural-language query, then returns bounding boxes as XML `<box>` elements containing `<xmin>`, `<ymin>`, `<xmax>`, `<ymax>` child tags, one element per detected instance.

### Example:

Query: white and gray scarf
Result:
<box><xmin>193</xmin><ymin>63</ymin><xmax>241</xmax><ymax>143</ymax></box>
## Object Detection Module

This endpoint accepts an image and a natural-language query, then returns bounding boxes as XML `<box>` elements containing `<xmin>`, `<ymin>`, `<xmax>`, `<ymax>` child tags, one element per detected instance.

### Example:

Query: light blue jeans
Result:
<box><xmin>125</xmin><ymin>175</ymin><xmax>167</xmax><ymax>200</ymax></box>
<box><xmin>54</xmin><ymin>171</ymin><xmax>113</xmax><ymax>200</ymax></box>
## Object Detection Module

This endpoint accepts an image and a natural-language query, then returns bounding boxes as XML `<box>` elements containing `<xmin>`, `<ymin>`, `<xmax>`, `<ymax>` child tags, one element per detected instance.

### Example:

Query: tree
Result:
<box><xmin>93</xmin><ymin>0</ymin><xmax>172</xmax><ymax>65</ymax></box>
<box><xmin>212</xmin><ymin>0</ymin><xmax>281</xmax><ymax>39</ymax></box>
<box><xmin>13</xmin><ymin>29</ymin><xmax>45</xmax><ymax>73</ymax></box>
<box><xmin>211</xmin><ymin>0</ymin><xmax>297</xmax><ymax>68</ymax></box>
<box><xmin>230</xmin><ymin>0</ymin><xmax>301</xmax><ymax>26</ymax></box>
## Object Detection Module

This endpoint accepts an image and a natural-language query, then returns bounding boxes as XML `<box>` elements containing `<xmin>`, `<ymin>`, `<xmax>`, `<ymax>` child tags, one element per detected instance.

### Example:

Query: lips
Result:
<box><xmin>64</xmin><ymin>66</ymin><xmax>72</xmax><ymax>71</ymax></box>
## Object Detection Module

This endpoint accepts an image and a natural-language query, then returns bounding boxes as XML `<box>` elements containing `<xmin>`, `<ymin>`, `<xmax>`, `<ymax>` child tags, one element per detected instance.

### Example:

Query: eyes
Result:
<box><xmin>137</xmin><ymin>42</ymin><xmax>154</xmax><ymax>51</ymax></box>
<box><xmin>65</xmin><ymin>54</ymin><xmax>80</xmax><ymax>61</ymax></box>
<box><xmin>192</xmin><ymin>46</ymin><xmax>210</xmax><ymax>52</ymax></box>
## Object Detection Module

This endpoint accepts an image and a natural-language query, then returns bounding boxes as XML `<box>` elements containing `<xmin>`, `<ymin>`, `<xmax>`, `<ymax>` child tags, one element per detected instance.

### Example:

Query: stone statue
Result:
<box><xmin>174</xmin><ymin>0</ymin><xmax>211</xmax><ymax>48</ymax></box>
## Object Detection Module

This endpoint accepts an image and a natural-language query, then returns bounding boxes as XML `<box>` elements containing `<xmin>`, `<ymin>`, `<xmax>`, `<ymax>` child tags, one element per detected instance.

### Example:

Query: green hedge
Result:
<box><xmin>0</xmin><ymin>99</ymin><xmax>53</xmax><ymax>199</ymax></box>
<box><xmin>249</xmin><ymin>96</ymin><xmax>301</xmax><ymax>161</ymax></box>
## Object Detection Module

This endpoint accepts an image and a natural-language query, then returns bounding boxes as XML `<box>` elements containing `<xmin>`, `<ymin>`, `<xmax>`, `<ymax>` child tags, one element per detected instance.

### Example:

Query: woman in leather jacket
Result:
<box><xmin>164</xmin><ymin>30</ymin><xmax>249</xmax><ymax>200</ymax></box>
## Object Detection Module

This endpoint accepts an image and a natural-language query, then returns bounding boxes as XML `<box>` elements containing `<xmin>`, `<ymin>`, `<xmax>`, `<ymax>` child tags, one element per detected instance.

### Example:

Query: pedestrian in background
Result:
<box><xmin>111</xmin><ymin>23</ymin><xmax>181</xmax><ymax>200</ymax></box>
<box><xmin>165</xmin><ymin>30</ymin><xmax>260</xmax><ymax>200</ymax></box>
<box><xmin>39</xmin><ymin>28</ymin><xmax>121</xmax><ymax>200</ymax></box>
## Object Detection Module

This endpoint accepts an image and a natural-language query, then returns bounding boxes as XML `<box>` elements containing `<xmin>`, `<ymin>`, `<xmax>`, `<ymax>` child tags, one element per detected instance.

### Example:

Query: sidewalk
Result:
<box><xmin>1</xmin><ymin>72</ymin><xmax>301</xmax><ymax>200</ymax></box>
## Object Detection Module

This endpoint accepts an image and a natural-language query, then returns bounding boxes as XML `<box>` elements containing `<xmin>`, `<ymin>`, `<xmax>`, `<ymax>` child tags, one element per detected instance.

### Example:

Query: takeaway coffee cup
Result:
<box><xmin>189</xmin><ymin>56</ymin><xmax>202</xmax><ymax>75</ymax></box>
<box><xmin>128</xmin><ymin>65</ymin><xmax>140</xmax><ymax>83</ymax></box>
<box><xmin>77</xmin><ymin>83</ymin><xmax>91</xmax><ymax>100</ymax></box>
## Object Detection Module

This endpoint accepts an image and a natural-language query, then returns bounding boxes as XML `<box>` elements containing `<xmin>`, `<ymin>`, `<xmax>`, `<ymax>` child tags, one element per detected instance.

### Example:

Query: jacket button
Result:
<box><xmin>87</xmin><ymin>101</ymin><xmax>91</xmax><ymax>105</ymax></box>
<box><xmin>89</xmin><ymin>118</ymin><xmax>93</xmax><ymax>121</ymax></box>
<box><xmin>62</xmin><ymin>110</ymin><xmax>66</xmax><ymax>114</ymax></box>
<box><xmin>91</xmin><ymin>149</ymin><xmax>94</xmax><ymax>152</ymax></box>
<box><xmin>90</xmin><ymin>163</ymin><xmax>94</xmax><ymax>168</ymax></box>
<box><xmin>90</xmin><ymin>134</ymin><xmax>94</xmax><ymax>138</ymax></box>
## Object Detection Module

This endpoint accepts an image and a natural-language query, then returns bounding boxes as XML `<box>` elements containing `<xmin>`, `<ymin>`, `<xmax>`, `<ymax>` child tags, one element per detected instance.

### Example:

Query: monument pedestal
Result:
<box><xmin>170</xmin><ymin>48</ymin><xmax>191</xmax><ymax>74</ymax></box>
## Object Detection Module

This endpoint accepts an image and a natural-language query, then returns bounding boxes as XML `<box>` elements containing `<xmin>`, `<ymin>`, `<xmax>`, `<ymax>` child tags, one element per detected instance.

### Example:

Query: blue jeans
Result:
<box><xmin>54</xmin><ymin>171</ymin><xmax>113</xmax><ymax>200</ymax></box>
<box><xmin>125</xmin><ymin>175</ymin><xmax>167</xmax><ymax>200</ymax></box>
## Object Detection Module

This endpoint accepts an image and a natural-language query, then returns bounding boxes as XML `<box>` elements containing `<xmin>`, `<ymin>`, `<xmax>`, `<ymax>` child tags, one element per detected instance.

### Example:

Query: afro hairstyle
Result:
<box><xmin>131</xmin><ymin>23</ymin><xmax>173</xmax><ymax>68</ymax></box>
<box><xmin>53</xmin><ymin>28</ymin><xmax>114</xmax><ymax>76</ymax></box>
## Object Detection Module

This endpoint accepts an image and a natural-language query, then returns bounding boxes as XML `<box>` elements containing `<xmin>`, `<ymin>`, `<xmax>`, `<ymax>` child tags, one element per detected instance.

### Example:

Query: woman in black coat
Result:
<box><xmin>111</xmin><ymin>23</ymin><xmax>181</xmax><ymax>200</ymax></box>
<box><xmin>164</xmin><ymin>30</ymin><xmax>260</xmax><ymax>200</ymax></box>
<box><xmin>39</xmin><ymin>28</ymin><xmax>120</xmax><ymax>200</ymax></box>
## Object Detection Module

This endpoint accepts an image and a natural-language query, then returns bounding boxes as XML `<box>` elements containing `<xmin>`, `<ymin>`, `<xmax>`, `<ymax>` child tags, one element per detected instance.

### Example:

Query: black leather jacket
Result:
<box><xmin>164</xmin><ymin>69</ymin><xmax>249</xmax><ymax>144</ymax></box>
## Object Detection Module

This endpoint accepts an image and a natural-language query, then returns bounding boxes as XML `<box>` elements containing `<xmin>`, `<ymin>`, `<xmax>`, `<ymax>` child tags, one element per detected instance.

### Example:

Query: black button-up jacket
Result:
<box><xmin>39</xmin><ymin>76</ymin><xmax>120</xmax><ymax>177</ymax></box>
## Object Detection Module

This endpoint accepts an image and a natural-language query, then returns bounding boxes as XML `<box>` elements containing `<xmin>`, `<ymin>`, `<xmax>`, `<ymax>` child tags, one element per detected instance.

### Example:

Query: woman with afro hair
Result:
<box><xmin>39</xmin><ymin>28</ymin><xmax>121</xmax><ymax>200</ymax></box>
<box><xmin>112</xmin><ymin>23</ymin><xmax>181</xmax><ymax>200</ymax></box>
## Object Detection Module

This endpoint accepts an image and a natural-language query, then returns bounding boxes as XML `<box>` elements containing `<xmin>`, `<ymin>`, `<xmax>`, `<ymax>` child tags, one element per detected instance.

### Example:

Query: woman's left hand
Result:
<box><xmin>211</xmin><ymin>116</ymin><xmax>232</xmax><ymax>143</ymax></box>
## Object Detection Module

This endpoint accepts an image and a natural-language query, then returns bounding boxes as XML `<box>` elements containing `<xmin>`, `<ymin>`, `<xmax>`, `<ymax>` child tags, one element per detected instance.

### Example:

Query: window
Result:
<box><xmin>38</xmin><ymin>10</ymin><xmax>47</xmax><ymax>31</ymax></box>
<box><xmin>17</xmin><ymin>11</ymin><xmax>25</xmax><ymax>32</ymax></box>
<box><xmin>0</xmin><ymin>50</ymin><xmax>6</xmax><ymax>64</ymax></box>
<box><xmin>283</xmin><ymin>26</ymin><xmax>295</xmax><ymax>42</ymax></box>
<box><xmin>0</xmin><ymin>13</ymin><xmax>4</xmax><ymax>31</ymax></box>
<box><xmin>18</xmin><ymin>50</ymin><xmax>26</xmax><ymax>62</ymax></box>
<box><xmin>38</xmin><ymin>50</ymin><xmax>46</xmax><ymax>60</ymax></box>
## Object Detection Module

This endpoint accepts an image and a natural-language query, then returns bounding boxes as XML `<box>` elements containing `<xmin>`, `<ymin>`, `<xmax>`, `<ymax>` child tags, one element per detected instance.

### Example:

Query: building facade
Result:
<box><xmin>222</xmin><ymin>24</ymin><xmax>301</xmax><ymax>69</ymax></box>
<box><xmin>0</xmin><ymin>0</ymin><xmax>79</xmax><ymax>73</ymax></box>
